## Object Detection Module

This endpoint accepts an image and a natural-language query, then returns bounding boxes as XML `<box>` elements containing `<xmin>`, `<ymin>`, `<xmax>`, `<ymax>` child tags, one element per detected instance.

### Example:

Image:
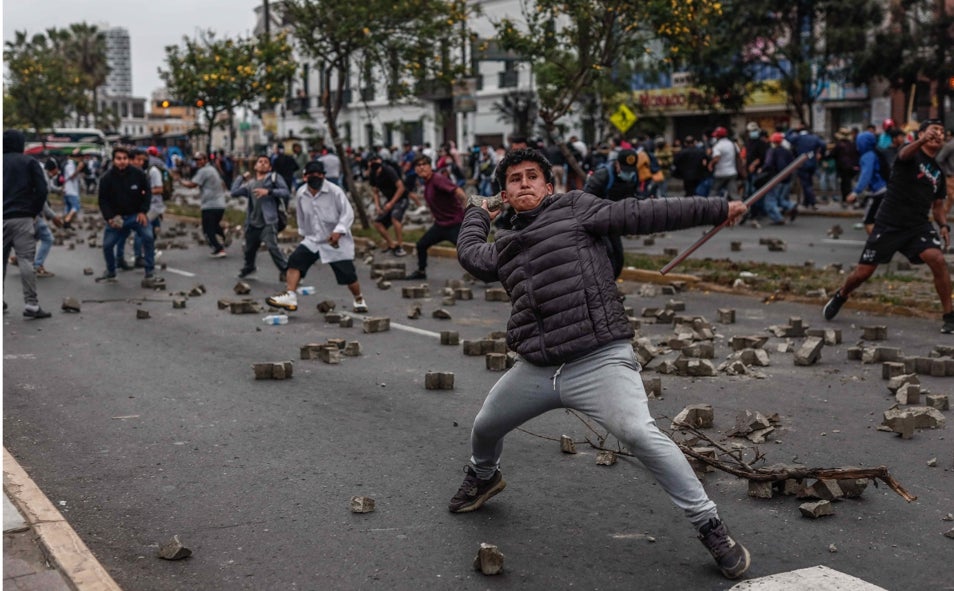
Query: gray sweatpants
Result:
<box><xmin>469</xmin><ymin>340</ymin><xmax>718</xmax><ymax>528</ymax></box>
<box><xmin>3</xmin><ymin>218</ymin><xmax>39</xmax><ymax>307</ymax></box>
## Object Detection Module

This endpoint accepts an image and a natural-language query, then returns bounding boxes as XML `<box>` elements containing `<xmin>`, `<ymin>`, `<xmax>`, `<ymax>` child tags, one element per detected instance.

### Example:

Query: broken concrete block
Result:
<box><xmin>895</xmin><ymin>383</ymin><xmax>921</xmax><ymax>405</ymax></box>
<box><xmin>642</xmin><ymin>376</ymin><xmax>662</xmax><ymax>399</ymax></box>
<box><xmin>665</xmin><ymin>299</ymin><xmax>686</xmax><ymax>312</ymax></box>
<box><xmin>233</xmin><ymin>281</ymin><xmax>251</xmax><ymax>295</ymax></box>
<box><xmin>83</xmin><ymin>267</ymin><xmax>94</xmax><ymax>275</ymax></box>
<box><xmin>730</xmin><ymin>241</ymin><xmax>742</xmax><ymax>252</ymax></box>
<box><xmin>794</xmin><ymin>336</ymin><xmax>824</xmax><ymax>366</ymax></box>
<box><xmin>252</xmin><ymin>361</ymin><xmax>293</xmax><ymax>380</ymax></box>
<box><xmin>803</xmin><ymin>479</ymin><xmax>844</xmax><ymax>501</ymax></box>
<box><xmin>324</xmin><ymin>312</ymin><xmax>342</xmax><ymax>323</ymax></box>
<box><xmin>861</xmin><ymin>325</ymin><xmax>888</xmax><ymax>341</ymax></box>
<box><xmin>663</xmin><ymin>247</ymin><xmax>679</xmax><ymax>257</ymax></box>
<box><xmin>440</xmin><ymin>331</ymin><xmax>460</xmax><ymax>346</ymax></box>
<box><xmin>407</xmin><ymin>305</ymin><xmax>421</xmax><ymax>319</ymax></box>
<box><xmin>730</xmin><ymin>410</ymin><xmax>772</xmax><ymax>437</ymax></box>
<box><xmin>316</xmin><ymin>300</ymin><xmax>336</xmax><ymax>314</ymax></box>
<box><xmin>350</xmin><ymin>496</ymin><xmax>375</xmax><ymax>513</ymax></box>
<box><xmin>432</xmin><ymin>308</ymin><xmax>452</xmax><ymax>319</ymax></box>
<box><xmin>217</xmin><ymin>298</ymin><xmax>232</xmax><ymax>310</ymax></box>
<box><xmin>925</xmin><ymin>394</ymin><xmax>949</xmax><ymax>411</ymax></box>
<box><xmin>882</xmin><ymin>361</ymin><xmax>906</xmax><ymax>380</ymax></box>
<box><xmin>376</xmin><ymin>278</ymin><xmax>392</xmax><ymax>290</ymax></box>
<box><xmin>931</xmin><ymin>358</ymin><xmax>947</xmax><ymax>377</ymax></box>
<box><xmin>689</xmin><ymin>447</ymin><xmax>717</xmax><ymax>473</ymax></box>
<box><xmin>799</xmin><ymin>500</ymin><xmax>835</xmax><ymax>519</ymax></box>
<box><xmin>473</xmin><ymin>543</ymin><xmax>504</xmax><ymax>576</ymax></box>
<box><xmin>136</xmin><ymin>309</ymin><xmax>151</xmax><ymax>320</ymax></box>
<box><xmin>721</xmin><ymin>360</ymin><xmax>749</xmax><ymax>376</ymax></box>
<box><xmin>157</xmin><ymin>535</ymin><xmax>192</xmax><ymax>560</ymax></box>
<box><xmin>882</xmin><ymin>410</ymin><xmax>916</xmax><ymax>439</ymax></box>
<box><xmin>747</xmin><ymin>480</ymin><xmax>774</xmax><ymax>499</ymax></box>
<box><xmin>453</xmin><ymin>287</ymin><xmax>473</xmax><ymax>300</ymax></box>
<box><xmin>485</xmin><ymin>287</ymin><xmax>509</xmax><ymax>302</ymax></box>
<box><xmin>887</xmin><ymin>374</ymin><xmax>919</xmax><ymax>394</ymax></box>
<box><xmin>338</xmin><ymin>315</ymin><xmax>354</xmax><ymax>328</ymax></box>
<box><xmin>300</xmin><ymin>344</ymin><xmax>323</xmax><ymax>360</ymax></box>
<box><xmin>682</xmin><ymin>342</ymin><xmax>715</xmax><ymax>359</ymax></box>
<box><xmin>61</xmin><ymin>297</ymin><xmax>81</xmax><ymax>313</ymax></box>
<box><xmin>685</xmin><ymin>359</ymin><xmax>717</xmax><ymax>377</ymax></box>
<box><xmin>671</xmin><ymin>404</ymin><xmax>714</xmax><ymax>429</ymax></box>
<box><xmin>362</xmin><ymin>317</ymin><xmax>390</xmax><ymax>333</ymax></box>
<box><xmin>805</xmin><ymin>328</ymin><xmax>841</xmax><ymax>345</ymax></box>
<box><xmin>461</xmin><ymin>340</ymin><xmax>483</xmax><ymax>356</ymax></box>
<box><xmin>846</xmin><ymin>347</ymin><xmax>863</xmax><ymax>361</ymax></box>
<box><xmin>424</xmin><ymin>372</ymin><xmax>455</xmax><ymax>390</ymax></box>
<box><xmin>836</xmin><ymin>478</ymin><xmax>868</xmax><ymax>498</ymax></box>
<box><xmin>730</xmin><ymin>335</ymin><xmax>769</xmax><ymax>351</ymax></box>
<box><xmin>717</xmin><ymin>308</ymin><xmax>736</xmax><ymax>324</ymax></box>
<box><xmin>643</xmin><ymin>237</ymin><xmax>655</xmax><ymax>246</ymax></box>
<box><xmin>441</xmin><ymin>296</ymin><xmax>456</xmax><ymax>306</ymax></box>
<box><xmin>343</xmin><ymin>341</ymin><xmax>362</xmax><ymax>357</ymax></box>
<box><xmin>486</xmin><ymin>353</ymin><xmax>507</xmax><ymax>372</ymax></box>
<box><xmin>595</xmin><ymin>451</ymin><xmax>617</xmax><ymax>466</ymax></box>
<box><xmin>318</xmin><ymin>346</ymin><xmax>341</xmax><ymax>365</ymax></box>
<box><xmin>891</xmin><ymin>406</ymin><xmax>945</xmax><ymax>429</ymax></box>
<box><xmin>739</xmin><ymin>348</ymin><xmax>771</xmax><ymax>367</ymax></box>
<box><xmin>188</xmin><ymin>284</ymin><xmax>206</xmax><ymax>297</ymax></box>
<box><xmin>560</xmin><ymin>435</ymin><xmax>577</xmax><ymax>454</ymax></box>
<box><xmin>913</xmin><ymin>356</ymin><xmax>933</xmax><ymax>375</ymax></box>
<box><xmin>229</xmin><ymin>300</ymin><xmax>260</xmax><ymax>314</ymax></box>
<box><xmin>172</xmin><ymin>298</ymin><xmax>186</xmax><ymax>309</ymax></box>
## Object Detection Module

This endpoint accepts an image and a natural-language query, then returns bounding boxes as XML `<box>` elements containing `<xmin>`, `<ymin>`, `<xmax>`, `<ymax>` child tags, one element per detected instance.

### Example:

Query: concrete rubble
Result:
<box><xmin>61</xmin><ymin>297</ymin><xmax>81</xmax><ymax>313</ymax></box>
<box><xmin>233</xmin><ymin>281</ymin><xmax>251</xmax><ymax>295</ymax></box>
<box><xmin>560</xmin><ymin>435</ymin><xmax>577</xmax><ymax>454</ymax></box>
<box><xmin>595</xmin><ymin>451</ymin><xmax>618</xmax><ymax>466</ymax></box>
<box><xmin>440</xmin><ymin>331</ymin><xmax>460</xmax><ymax>346</ymax></box>
<box><xmin>136</xmin><ymin>309</ymin><xmax>151</xmax><ymax>319</ymax></box>
<box><xmin>794</xmin><ymin>336</ymin><xmax>824</xmax><ymax>366</ymax></box>
<box><xmin>473</xmin><ymin>543</ymin><xmax>504</xmax><ymax>576</ymax></box>
<box><xmin>799</xmin><ymin>500</ymin><xmax>835</xmax><ymax>519</ymax></box>
<box><xmin>350</xmin><ymin>496</ymin><xmax>375</xmax><ymax>514</ymax></box>
<box><xmin>671</xmin><ymin>404</ymin><xmax>714</xmax><ymax>429</ymax></box>
<box><xmin>158</xmin><ymin>535</ymin><xmax>192</xmax><ymax>560</ymax></box>
<box><xmin>362</xmin><ymin>317</ymin><xmax>390</xmax><ymax>333</ymax></box>
<box><xmin>424</xmin><ymin>372</ymin><xmax>455</xmax><ymax>390</ymax></box>
<box><xmin>252</xmin><ymin>361</ymin><xmax>294</xmax><ymax>380</ymax></box>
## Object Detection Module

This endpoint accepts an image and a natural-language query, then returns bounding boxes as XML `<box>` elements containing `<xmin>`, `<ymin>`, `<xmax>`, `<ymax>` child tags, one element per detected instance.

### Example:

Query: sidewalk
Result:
<box><xmin>4</xmin><ymin>448</ymin><xmax>121</xmax><ymax>591</ymax></box>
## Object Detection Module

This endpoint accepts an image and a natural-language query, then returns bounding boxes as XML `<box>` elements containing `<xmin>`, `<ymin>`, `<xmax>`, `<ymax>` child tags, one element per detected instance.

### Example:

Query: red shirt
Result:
<box><xmin>422</xmin><ymin>172</ymin><xmax>465</xmax><ymax>226</ymax></box>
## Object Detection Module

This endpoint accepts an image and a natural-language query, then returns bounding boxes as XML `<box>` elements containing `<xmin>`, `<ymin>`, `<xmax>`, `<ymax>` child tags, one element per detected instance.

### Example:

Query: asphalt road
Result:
<box><xmin>3</xmin><ymin>215</ymin><xmax>952</xmax><ymax>590</ymax></box>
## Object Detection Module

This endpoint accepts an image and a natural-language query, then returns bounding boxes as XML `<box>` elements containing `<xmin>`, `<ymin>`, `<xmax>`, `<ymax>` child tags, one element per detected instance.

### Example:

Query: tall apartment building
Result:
<box><xmin>103</xmin><ymin>27</ymin><xmax>132</xmax><ymax>96</ymax></box>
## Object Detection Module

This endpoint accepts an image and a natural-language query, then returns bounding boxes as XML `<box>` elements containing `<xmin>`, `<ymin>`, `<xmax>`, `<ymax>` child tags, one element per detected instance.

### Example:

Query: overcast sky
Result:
<box><xmin>3</xmin><ymin>1</ymin><xmax>262</xmax><ymax>98</ymax></box>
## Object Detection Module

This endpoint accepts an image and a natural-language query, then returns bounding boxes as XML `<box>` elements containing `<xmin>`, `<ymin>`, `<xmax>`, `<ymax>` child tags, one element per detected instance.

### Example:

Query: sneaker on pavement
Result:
<box><xmin>34</xmin><ymin>266</ymin><xmax>55</xmax><ymax>278</ymax></box>
<box><xmin>95</xmin><ymin>271</ymin><xmax>118</xmax><ymax>283</ymax></box>
<box><xmin>23</xmin><ymin>306</ymin><xmax>52</xmax><ymax>319</ymax></box>
<box><xmin>142</xmin><ymin>274</ymin><xmax>165</xmax><ymax>289</ymax></box>
<box><xmin>238</xmin><ymin>267</ymin><xmax>257</xmax><ymax>279</ymax></box>
<box><xmin>698</xmin><ymin>517</ymin><xmax>751</xmax><ymax>580</ymax></box>
<box><xmin>942</xmin><ymin>312</ymin><xmax>954</xmax><ymax>334</ymax></box>
<box><xmin>448</xmin><ymin>466</ymin><xmax>506</xmax><ymax>513</ymax></box>
<box><xmin>406</xmin><ymin>269</ymin><xmax>427</xmax><ymax>280</ymax></box>
<box><xmin>352</xmin><ymin>297</ymin><xmax>369</xmax><ymax>313</ymax></box>
<box><xmin>822</xmin><ymin>290</ymin><xmax>846</xmax><ymax>321</ymax></box>
<box><xmin>266</xmin><ymin>290</ymin><xmax>298</xmax><ymax>311</ymax></box>
<box><xmin>211</xmin><ymin>249</ymin><xmax>227</xmax><ymax>258</ymax></box>
<box><xmin>392</xmin><ymin>246</ymin><xmax>408</xmax><ymax>257</ymax></box>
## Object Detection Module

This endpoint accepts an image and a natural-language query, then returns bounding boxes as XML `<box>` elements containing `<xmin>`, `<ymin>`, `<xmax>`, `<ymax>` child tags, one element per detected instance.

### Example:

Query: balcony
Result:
<box><xmin>326</xmin><ymin>90</ymin><xmax>352</xmax><ymax>106</ymax></box>
<box><xmin>286</xmin><ymin>96</ymin><xmax>310</xmax><ymax>116</ymax></box>
<box><xmin>360</xmin><ymin>86</ymin><xmax>375</xmax><ymax>102</ymax></box>
<box><xmin>415</xmin><ymin>78</ymin><xmax>452</xmax><ymax>101</ymax></box>
<box><xmin>498</xmin><ymin>70</ymin><xmax>519</xmax><ymax>88</ymax></box>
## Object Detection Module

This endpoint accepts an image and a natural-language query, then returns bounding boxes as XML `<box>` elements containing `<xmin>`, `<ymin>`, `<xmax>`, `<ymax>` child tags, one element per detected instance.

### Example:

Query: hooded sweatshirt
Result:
<box><xmin>852</xmin><ymin>131</ymin><xmax>888</xmax><ymax>195</ymax></box>
<box><xmin>3</xmin><ymin>130</ymin><xmax>48</xmax><ymax>219</ymax></box>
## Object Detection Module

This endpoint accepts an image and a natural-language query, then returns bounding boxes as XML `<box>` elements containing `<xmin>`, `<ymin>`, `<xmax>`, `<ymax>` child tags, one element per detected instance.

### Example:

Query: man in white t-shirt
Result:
<box><xmin>708</xmin><ymin>127</ymin><xmax>741</xmax><ymax>200</ymax></box>
<box><xmin>179</xmin><ymin>152</ymin><xmax>229</xmax><ymax>257</ymax></box>
<box><xmin>62</xmin><ymin>149</ymin><xmax>85</xmax><ymax>228</ymax></box>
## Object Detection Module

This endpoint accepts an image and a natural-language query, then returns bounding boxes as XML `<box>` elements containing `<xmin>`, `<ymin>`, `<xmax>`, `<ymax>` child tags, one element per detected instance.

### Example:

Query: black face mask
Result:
<box><xmin>307</xmin><ymin>176</ymin><xmax>324</xmax><ymax>190</ymax></box>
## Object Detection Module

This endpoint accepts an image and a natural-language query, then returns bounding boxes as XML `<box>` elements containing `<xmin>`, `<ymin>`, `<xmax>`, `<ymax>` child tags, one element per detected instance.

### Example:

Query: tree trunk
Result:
<box><xmin>324</xmin><ymin>70</ymin><xmax>369</xmax><ymax>228</ymax></box>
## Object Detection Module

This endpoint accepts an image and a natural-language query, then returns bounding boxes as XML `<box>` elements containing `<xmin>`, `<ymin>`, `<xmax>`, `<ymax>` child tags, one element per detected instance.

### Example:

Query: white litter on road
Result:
<box><xmin>163</xmin><ymin>267</ymin><xmax>196</xmax><ymax>277</ymax></box>
<box><xmin>390</xmin><ymin>322</ymin><xmax>440</xmax><ymax>339</ymax></box>
<box><xmin>821</xmin><ymin>239</ymin><xmax>866</xmax><ymax>246</ymax></box>
<box><xmin>731</xmin><ymin>565</ymin><xmax>888</xmax><ymax>591</ymax></box>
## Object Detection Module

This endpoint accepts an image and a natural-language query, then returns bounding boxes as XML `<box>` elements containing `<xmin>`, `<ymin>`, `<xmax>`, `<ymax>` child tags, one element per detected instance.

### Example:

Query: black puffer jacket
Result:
<box><xmin>458</xmin><ymin>191</ymin><xmax>728</xmax><ymax>366</ymax></box>
<box><xmin>3</xmin><ymin>130</ymin><xmax>48</xmax><ymax>219</ymax></box>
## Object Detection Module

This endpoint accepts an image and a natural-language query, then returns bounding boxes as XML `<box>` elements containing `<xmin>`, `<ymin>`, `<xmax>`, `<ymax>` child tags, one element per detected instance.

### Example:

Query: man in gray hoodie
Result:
<box><xmin>3</xmin><ymin>130</ymin><xmax>53</xmax><ymax>318</ymax></box>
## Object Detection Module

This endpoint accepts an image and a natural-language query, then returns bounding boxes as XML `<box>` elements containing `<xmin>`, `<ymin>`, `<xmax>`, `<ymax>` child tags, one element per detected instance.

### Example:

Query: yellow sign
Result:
<box><xmin>610</xmin><ymin>104</ymin><xmax>637</xmax><ymax>133</ymax></box>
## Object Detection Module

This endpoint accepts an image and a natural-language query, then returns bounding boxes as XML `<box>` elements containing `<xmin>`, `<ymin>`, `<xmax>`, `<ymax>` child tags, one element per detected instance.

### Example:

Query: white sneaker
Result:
<box><xmin>266</xmin><ymin>290</ymin><xmax>298</xmax><ymax>311</ymax></box>
<box><xmin>352</xmin><ymin>297</ymin><xmax>368</xmax><ymax>313</ymax></box>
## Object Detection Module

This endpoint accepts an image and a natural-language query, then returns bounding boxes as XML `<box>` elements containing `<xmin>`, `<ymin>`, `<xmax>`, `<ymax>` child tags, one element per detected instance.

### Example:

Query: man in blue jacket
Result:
<box><xmin>3</xmin><ymin>130</ymin><xmax>53</xmax><ymax>318</ymax></box>
<box><xmin>790</xmin><ymin>126</ymin><xmax>826</xmax><ymax>209</ymax></box>
<box><xmin>451</xmin><ymin>148</ymin><xmax>751</xmax><ymax>580</ymax></box>
<box><xmin>845</xmin><ymin>131</ymin><xmax>889</xmax><ymax>235</ymax></box>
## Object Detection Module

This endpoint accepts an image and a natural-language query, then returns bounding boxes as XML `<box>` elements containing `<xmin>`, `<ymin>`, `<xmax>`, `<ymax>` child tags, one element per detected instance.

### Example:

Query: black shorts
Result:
<box><xmin>374</xmin><ymin>198</ymin><xmax>409</xmax><ymax>229</ymax></box>
<box><xmin>859</xmin><ymin>222</ymin><xmax>942</xmax><ymax>266</ymax></box>
<box><xmin>287</xmin><ymin>245</ymin><xmax>358</xmax><ymax>285</ymax></box>
<box><xmin>862</xmin><ymin>190</ymin><xmax>886</xmax><ymax>226</ymax></box>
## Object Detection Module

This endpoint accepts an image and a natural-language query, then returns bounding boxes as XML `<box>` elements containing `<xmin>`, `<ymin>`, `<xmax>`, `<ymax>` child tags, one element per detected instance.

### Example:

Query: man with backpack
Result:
<box><xmin>231</xmin><ymin>155</ymin><xmax>290</xmax><ymax>281</ymax></box>
<box><xmin>583</xmin><ymin>148</ymin><xmax>643</xmax><ymax>277</ymax></box>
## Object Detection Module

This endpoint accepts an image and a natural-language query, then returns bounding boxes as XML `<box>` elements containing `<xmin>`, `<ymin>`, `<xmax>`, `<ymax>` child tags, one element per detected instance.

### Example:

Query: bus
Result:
<box><xmin>23</xmin><ymin>128</ymin><xmax>109</xmax><ymax>159</ymax></box>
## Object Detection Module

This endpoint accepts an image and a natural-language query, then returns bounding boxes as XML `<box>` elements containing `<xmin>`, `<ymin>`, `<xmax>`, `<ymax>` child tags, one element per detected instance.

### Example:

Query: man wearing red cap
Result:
<box><xmin>877</xmin><ymin>118</ymin><xmax>895</xmax><ymax>151</ymax></box>
<box><xmin>708</xmin><ymin>126</ymin><xmax>741</xmax><ymax>199</ymax></box>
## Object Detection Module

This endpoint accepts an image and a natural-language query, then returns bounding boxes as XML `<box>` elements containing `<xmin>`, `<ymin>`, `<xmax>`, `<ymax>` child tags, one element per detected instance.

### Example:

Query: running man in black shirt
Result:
<box><xmin>823</xmin><ymin>119</ymin><xmax>952</xmax><ymax>333</ymax></box>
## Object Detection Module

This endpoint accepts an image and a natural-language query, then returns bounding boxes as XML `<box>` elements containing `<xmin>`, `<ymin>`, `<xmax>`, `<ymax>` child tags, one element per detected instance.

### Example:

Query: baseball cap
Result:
<box><xmin>746</xmin><ymin>122</ymin><xmax>759</xmax><ymax>132</ymax></box>
<box><xmin>770</xmin><ymin>132</ymin><xmax>784</xmax><ymax>144</ymax></box>
<box><xmin>883</xmin><ymin>118</ymin><xmax>895</xmax><ymax>129</ymax></box>
<box><xmin>712</xmin><ymin>126</ymin><xmax>728</xmax><ymax>139</ymax></box>
<box><xmin>617</xmin><ymin>149</ymin><xmax>639</xmax><ymax>171</ymax></box>
<box><xmin>44</xmin><ymin>159</ymin><xmax>58</xmax><ymax>171</ymax></box>
<box><xmin>304</xmin><ymin>160</ymin><xmax>325</xmax><ymax>175</ymax></box>
<box><xmin>147</xmin><ymin>146</ymin><xmax>159</xmax><ymax>156</ymax></box>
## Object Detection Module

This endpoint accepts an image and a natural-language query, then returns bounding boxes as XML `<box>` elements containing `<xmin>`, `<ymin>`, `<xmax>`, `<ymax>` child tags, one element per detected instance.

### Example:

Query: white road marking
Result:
<box><xmin>163</xmin><ymin>267</ymin><xmax>196</xmax><ymax>277</ymax></box>
<box><xmin>822</xmin><ymin>239</ymin><xmax>867</xmax><ymax>246</ymax></box>
<box><xmin>390</xmin><ymin>322</ymin><xmax>441</xmax><ymax>338</ymax></box>
<box><xmin>730</xmin><ymin>566</ymin><xmax>889</xmax><ymax>590</ymax></box>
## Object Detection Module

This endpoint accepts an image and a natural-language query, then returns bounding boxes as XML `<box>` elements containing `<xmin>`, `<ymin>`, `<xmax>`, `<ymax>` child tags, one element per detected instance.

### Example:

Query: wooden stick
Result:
<box><xmin>660</xmin><ymin>153</ymin><xmax>809</xmax><ymax>275</ymax></box>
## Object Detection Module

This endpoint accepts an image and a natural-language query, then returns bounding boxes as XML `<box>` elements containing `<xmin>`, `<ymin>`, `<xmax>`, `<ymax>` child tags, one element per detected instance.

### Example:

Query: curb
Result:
<box><xmin>3</xmin><ymin>448</ymin><xmax>122</xmax><ymax>591</ymax></box>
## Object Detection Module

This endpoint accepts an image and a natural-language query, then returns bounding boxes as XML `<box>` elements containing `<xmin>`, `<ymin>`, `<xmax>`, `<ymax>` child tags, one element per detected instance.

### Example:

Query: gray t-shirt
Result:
<box><xmin>246</xmin><ymin>178</ymin><xmax>267</xmax><ymax>227</ymax></box>
<box><xmin>193</xmin><ymin>164</ymin><xmax>227</xmax><ymax>210</ymax></box>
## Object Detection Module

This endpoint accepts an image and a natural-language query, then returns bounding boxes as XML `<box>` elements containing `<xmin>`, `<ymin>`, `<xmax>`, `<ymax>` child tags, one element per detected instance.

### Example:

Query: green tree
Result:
<box><xmin>3</xmin><ymin>31</ymin><xmax>77</xmax><ymax>136</ymax></box>
<box><xmin>282</xmin><ymin>0</ymin><xmax>468</xmax><ymax>228</ymax></box>
<box><xmin>59</xmin><ymin>23</ymin><xmax>111</xmax><ymax>127</ymax></box>
<box><xmin>159</xmin><ymin>31</ymin><xmax>297</xmax><ymax>153</ymax></box>
<box><xmin>492</xmin><ymin>0</ymin><xmax>722</xmax><ymax>177</ymax></box>
<box><xmin>674</xmin><ymin>0</ymin><xmax>884</xmax><ymax>126</ymax></box>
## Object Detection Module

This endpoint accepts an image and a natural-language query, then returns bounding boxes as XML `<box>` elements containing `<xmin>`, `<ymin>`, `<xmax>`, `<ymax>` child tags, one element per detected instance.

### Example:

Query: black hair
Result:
<box><xmin>412</xmin><ymin>154</ymin><xmax>432</xmax><ymax>166</ymax></box>
<box><xmin>112</xmin><ymin>146</ymin><xmax>131</xmax><ymax>158</ymax></box>
<box><xmin>494</xmin><ymin>147</ymin><xmax>554</xmax><ymax>190</ymax></box>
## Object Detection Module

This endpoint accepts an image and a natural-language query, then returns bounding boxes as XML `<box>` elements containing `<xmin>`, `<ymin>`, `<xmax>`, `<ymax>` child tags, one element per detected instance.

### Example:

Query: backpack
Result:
<box><xmin>267</xmin><ymin>172</ymin><xmax>289</xmax><ymax>232</ymax></box>
<box><xmin>152</xmin><ymin>164</ymin><xmax>174</xmax><ymax>201</ymax></box>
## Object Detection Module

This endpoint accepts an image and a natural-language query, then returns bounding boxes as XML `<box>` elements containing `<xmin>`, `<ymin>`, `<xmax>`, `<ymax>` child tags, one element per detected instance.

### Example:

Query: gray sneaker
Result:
<box><xmin>95</xmin><ymin>271</ymin><xmax>118</xmax><ymax>283</ymax></box>
<box><xmin>942</xmin><ymin>312</ymin><xmax>954</xmax><ymax>334</ymax></box>
<box><xmin>448</xmin><ymin>466</ymin><xmax>506</xmax><ymax>513</ymax></box>
<box><xmin>698</xmin><ymin>518</ymin><xmax>751</xmax><ymax>579</ymax></box>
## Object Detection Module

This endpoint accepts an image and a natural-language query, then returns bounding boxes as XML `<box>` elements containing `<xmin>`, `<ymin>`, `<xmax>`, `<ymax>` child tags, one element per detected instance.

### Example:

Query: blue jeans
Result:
<box><xmin>34</xmin><ymin>218</ymin><xmax>53</xmax><ymax>268</ymax></box>
<box><xmin>763</xmin><ymin>180</ymin><xmax>794</xmax><ymax>223</ymax></box>
<box><xmin>103</xmin><ymin>216</ymin><xmax>154</xmax><ymax>274</ymax></box>
<box><xmin>468</xmin><ymin>340</ymin><xmax>719</xmax><ymax>528</ymax></box>
<box><xmin>134</xmin><ymin>218</ymin><xmax>161</xmax><ymax>259</ymax></box>
<box><xmin>63</xmin><ymin>193</ymin><xmax>81</xmax><ymax>216</ymax></box>
<box><xmin>797</xmin><ymin>167</ymin><xmax>817</xmax><ymax>207</ymax></box>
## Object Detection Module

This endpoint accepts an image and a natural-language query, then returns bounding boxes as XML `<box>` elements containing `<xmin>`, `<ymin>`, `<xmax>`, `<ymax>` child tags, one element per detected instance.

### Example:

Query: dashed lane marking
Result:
<box><xmin>390</xmin><ymin>322</ymin><xmax>441</xmax><ymax>339</ymax></box>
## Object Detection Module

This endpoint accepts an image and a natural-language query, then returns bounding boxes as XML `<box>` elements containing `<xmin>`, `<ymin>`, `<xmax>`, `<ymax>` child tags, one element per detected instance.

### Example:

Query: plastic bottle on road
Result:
<box><xmin>263</xmin><ymin>314</ymin><xmax>289</xmax><ymax>325</ymax></box>
<box><xmin>296</xmin><ymin>286</ymin><xmax>316</xmax><ymax>295</ymax></box>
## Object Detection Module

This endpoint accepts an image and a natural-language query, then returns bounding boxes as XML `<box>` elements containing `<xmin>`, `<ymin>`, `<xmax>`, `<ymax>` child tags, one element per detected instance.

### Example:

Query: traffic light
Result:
<box><xmin>195</xmin><ymin>99</ymin><xmax>205</xmax><ymax>108</ymax></box>
<box><xmin>155</xmin><ymin>99</ymin><xmax>184</xmax><ymax>109</ymax></box>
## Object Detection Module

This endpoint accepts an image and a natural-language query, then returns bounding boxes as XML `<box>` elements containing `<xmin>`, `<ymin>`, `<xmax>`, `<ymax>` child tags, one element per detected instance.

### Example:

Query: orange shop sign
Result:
<box><xmin>633</xmin><ymin>83</ymin><xmax>788</xmax><ymax>112</ymax></box>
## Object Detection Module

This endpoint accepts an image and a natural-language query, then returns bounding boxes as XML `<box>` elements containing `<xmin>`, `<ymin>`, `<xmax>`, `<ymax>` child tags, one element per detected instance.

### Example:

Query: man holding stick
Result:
<box><xmin>823</xmin><ymin>119</ymin><xmax>952</xmax><ymax>333</ymax></box>
<box><xmin>451</xmin><ymin>148</ymin><xmax>750</xmax><ymax>579</ymax></box>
